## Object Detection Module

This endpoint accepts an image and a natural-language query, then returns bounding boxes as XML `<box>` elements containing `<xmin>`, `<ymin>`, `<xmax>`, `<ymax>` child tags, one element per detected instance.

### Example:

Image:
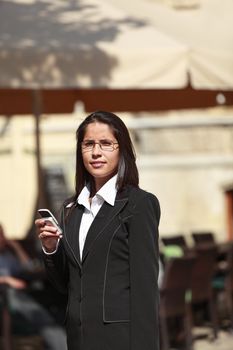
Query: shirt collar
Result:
<box><xmin>77</xmin><ymin>185</ymin><xmax>91</xmax><ymax>209</ymax></box>
<box><xmin>77</xmin><ymin>174</ymin><xmax>118</xmax><ymax>208</ymax></box>
<box><xmin>97</xmin><ymin>174</ymin><xmax>118</xmax><ymax>206</ymax></box>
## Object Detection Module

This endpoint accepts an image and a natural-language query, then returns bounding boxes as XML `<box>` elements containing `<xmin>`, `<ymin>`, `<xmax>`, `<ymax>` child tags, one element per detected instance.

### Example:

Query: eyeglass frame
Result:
<box><xmin>81</xmin><ymin>139</ymin><xmax>119</xmax><ymax>152</ymax></box>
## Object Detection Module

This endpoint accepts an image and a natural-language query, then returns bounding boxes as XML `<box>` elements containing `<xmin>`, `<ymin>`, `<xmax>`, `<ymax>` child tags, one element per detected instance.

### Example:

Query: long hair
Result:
<box><xmin>74</xmin><ymin>111</ymin><xmax>139</xmax><ymax>199</ymax></box>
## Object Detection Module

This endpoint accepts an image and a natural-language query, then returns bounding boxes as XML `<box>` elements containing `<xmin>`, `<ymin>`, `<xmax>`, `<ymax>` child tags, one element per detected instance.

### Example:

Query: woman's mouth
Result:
<box><xmin>90</xmin><ymin>161</ymin><xmax>106</xmax><ymax>168</ymax></box>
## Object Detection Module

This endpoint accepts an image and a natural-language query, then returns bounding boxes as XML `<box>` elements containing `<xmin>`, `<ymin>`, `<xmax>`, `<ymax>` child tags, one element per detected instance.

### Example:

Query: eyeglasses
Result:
<box><xmin>81</xmin><ymin>140</ymin><xmax>119</xmax><ymax>152</ymax></box>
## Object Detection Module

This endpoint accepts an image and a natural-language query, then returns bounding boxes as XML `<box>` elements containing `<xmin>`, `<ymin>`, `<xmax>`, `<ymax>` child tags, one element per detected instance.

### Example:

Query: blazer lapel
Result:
<box><xmin>63</xmin><ymin>204</ymin><xmax>83</xmax><ymax>268</ymax></box>
<box><xmin>82</xmin><ymin>193</ymin><xmax>129</xmax><ymax>263</ymax></box>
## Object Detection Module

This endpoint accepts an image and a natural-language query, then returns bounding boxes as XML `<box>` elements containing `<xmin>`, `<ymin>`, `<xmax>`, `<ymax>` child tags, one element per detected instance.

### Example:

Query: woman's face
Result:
<box><xmin>82</xmin><ymin>122</ymin><xmax>120</xmax><ymax>191</ymax></box>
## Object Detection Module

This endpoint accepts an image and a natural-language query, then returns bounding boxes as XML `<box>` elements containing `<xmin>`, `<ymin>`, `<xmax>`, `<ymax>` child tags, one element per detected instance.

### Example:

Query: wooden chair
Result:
<box><xmin>159</xmin><ymin>256</ymin><xmax>195</xmax><ymax>350</ymax></box>
<box><xmin>0</xmin><ymin>285</ymin><xmax>43</xmax><ymax>350</ymax></box>
<box><xmin>224</xmin><ymin>243</ymin><xmax>233</xmax><ymax>327</ymax></box>
<box><xmin>213</xmin><ymin>242</ymin><xmax>233</xmax><ymax>328</ymax></box>
<box><xmin>0</xmin><ymin>285</ymin><xmax>12</xmax><ymax>350</ymax></box>
<box><xmin>187</xmin><ymin>245</ymin><xmax>218</xmax><ymax>339</ymax></box>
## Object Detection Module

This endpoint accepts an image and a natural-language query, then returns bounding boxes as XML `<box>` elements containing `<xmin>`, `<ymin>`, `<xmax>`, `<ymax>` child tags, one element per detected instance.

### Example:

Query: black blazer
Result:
<box><xmin>43</xmin><ymin>186</ymin><xmax>160</xmax><ymax>350</ymax></box>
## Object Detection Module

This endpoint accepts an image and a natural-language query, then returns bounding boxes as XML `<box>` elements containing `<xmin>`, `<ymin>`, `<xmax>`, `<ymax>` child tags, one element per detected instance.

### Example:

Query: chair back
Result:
<box><xmin>192</xmin><ymin>231</ymin><xmax>215</xmax><ymax>247</ymax></box>
<box><xmin>160</xmin><ymin>256</ymin><xmax>195</xmax><ymax>317</ymax></box>
<box><xmin>161</xmin><ymin>235</ymin><xmax>187</xmax><ymax>249</ymax></box>
<box><xmin>225</xmin><ymin>242</ymin><xmax>233</xmax><ymax>291</ymax></box>
<box><xmin>190</xmin><ymin>245</ymin><xmax>217</xmax><ymax>302</ymax></box>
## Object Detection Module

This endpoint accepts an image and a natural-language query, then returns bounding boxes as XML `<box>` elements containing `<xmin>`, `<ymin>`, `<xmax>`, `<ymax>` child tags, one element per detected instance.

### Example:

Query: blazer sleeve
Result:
<box><xmin>42</xmin><ymin>205</ymin><xmax>71</xmax><ymax>295</ymax></box>
<box><xmin>43</xmin><ymin>241</ymin><xmax>69</xmax><ymax>295</ymax></box>
<box><xmin>128</xmin><ymin>192</ymin><xmax>160</xmax><ymax>350</ymax></box>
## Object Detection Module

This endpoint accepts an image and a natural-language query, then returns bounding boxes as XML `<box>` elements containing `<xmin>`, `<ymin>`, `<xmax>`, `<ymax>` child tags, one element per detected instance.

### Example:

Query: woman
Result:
<box><xmin>35</xmin><ymin>111</ymin><xmax>160</xmax><ymax>350</ymax></box>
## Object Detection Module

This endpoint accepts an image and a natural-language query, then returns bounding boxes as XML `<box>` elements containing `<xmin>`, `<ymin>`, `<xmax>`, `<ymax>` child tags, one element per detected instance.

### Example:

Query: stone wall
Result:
<box><xmin>133</xmin><ymin>110</ymin><xmax>233</xmax><ymax>243</ymax></box>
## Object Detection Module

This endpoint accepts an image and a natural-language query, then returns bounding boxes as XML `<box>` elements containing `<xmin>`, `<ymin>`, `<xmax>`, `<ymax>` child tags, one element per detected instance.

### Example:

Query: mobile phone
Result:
<box><xmin>38</xmin><ymin>209</ymin><xmax>62</xmax><ymax>234</ymax></box>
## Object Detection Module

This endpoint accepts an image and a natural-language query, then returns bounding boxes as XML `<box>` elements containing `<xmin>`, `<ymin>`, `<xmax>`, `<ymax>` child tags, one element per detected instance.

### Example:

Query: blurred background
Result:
<box><xmin>0</xmin><ymin>0</ymin><xmax>233</xmax><ymax>349</ymax></box>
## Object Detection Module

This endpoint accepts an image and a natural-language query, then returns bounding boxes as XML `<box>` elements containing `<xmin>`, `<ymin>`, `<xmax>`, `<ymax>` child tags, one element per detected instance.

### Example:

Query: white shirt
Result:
<box><xmin>77</xmin><ymin>174</ymin><xmax>118</xmax><ymax>260</ymax></box>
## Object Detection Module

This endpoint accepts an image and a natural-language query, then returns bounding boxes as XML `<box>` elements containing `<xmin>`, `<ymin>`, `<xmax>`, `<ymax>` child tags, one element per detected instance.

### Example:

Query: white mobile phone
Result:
<box><xmin>38</xmin><ymin>209</ymin><xmax>62</xmax><ymax>233</ymax></box>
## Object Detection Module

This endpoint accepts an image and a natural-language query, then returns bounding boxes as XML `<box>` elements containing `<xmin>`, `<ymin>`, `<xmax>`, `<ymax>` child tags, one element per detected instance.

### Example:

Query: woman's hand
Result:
<box><xmin>35</xmin><ymin>219</ymin><xmax>62</xmax><ymax>253</ymax></box>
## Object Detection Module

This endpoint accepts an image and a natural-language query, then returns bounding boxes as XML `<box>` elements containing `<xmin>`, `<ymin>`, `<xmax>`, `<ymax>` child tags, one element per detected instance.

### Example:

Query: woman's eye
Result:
<box><xmin>84</xmin><ymin>141</ymin><xmax>94</xmax><ymax>147</ymax></box>
<box><xmin>101</xmin><ymin>140</ymin><xmax>112</xmax><ymax>146</ymax></box>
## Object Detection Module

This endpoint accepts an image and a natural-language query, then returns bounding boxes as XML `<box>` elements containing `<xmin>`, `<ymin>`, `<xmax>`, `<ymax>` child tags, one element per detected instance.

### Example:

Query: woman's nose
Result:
<box><xmin>92</xmin><ymin>143</ymin><xmax>102</xmax><ymax>155</ymax></box>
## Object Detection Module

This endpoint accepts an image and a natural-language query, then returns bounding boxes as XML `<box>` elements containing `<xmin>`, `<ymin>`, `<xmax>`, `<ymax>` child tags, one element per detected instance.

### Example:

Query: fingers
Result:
<box><xmin>38</xmin><ymin>230</ymin><xmax>61</xmax><ymax>239</ymax></box>
<box><xmin>35</xmin><ymin>218</ymin><xmax>56</xmax><ymax>233</ymax></box>
<box><xmin>35</xmin><ymin>219</ymin><xmax>62</xmax><ymax>239</ymax></box>
<box><xmin>35</xmin><ymin>218</ymin><xmax>46</xmax><ymax>228</ymax></box>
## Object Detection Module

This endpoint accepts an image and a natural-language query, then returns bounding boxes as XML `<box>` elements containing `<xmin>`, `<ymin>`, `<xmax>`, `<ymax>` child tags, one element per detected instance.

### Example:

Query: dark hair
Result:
<box><xmin>74</xmin><ymin>111</ymin><xmax>139</xmax><ymax>198</ymax></box>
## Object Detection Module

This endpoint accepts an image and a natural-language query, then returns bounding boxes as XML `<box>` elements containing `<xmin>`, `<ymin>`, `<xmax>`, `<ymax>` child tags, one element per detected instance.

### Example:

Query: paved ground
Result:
<box><xmin>194</xmin><ymin>328</ymin><xmax>233</xmax><ymax>350</ymax></box>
